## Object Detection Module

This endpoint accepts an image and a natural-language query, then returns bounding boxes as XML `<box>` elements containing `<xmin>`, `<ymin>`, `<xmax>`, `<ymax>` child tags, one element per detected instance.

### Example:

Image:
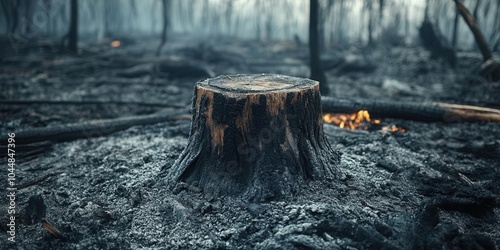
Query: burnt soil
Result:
<box><xmin>1</xmin><ymin>36</ymin><xmax>499</xmax><ymax>249</ymax></box>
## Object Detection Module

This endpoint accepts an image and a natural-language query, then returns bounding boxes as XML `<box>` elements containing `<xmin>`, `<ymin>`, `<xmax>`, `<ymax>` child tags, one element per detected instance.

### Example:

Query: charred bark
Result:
<box><xmin>309</xmin><ymin>0</ymin><xmax>329</xmax><ymax>95</ymax></box>
<box><xmin>322</xmin><ymin>97</ymin><xmax>500</xmax><ymax>122</ymax></box>
<box><xmin>166</xmin><ymin>74</ymin><xmax>339</xmax><ymax>201</ymax></box>
<box><xmin>452</xmin><ymin>9</ymin><xmax>460</xmax><ymax>48</ymax></box>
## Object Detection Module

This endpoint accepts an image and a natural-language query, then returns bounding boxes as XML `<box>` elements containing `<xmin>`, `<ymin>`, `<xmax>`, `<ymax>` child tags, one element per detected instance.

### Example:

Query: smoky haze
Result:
<box><xmin>1</xmin><ymin>0</ymin><xmax>499</xmax><ymax>50</ymax></box>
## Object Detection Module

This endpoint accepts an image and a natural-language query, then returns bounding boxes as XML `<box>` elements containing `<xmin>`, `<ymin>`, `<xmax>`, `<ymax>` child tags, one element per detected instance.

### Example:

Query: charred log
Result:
<box><xmin>166</xmin><ymin>74</ymin><xmax>339</xmax><ymax>201</ymax></box>
<box><xmin>322</xmin><ymin>97</ymin><xmax>500</xmax><ymax>122</ymax></box>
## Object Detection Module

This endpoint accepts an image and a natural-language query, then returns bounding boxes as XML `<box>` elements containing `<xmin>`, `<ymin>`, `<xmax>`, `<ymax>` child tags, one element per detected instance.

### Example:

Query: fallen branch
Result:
<box><xmin>453</xmin><ymin>0</ymin><xmax>492</xmax><ymax>62</ymax></box>
<box><xmin>321</xmin><ymin>97</ymin><xmax>500</xmax><ymax>122</ymax></box>
<box><xmin>0</xmin><ymin>100</ymin><xmax>187</xmax><ymax>108</ymax></box>
<box><xmin>0</xmin><ymin>111</ymin><xmax>189</xmax><ymax>144</ymax></box>
<box><xmin>453</xmin><ymin>0</ymin><xmax>499</xmax><ymax>81</ymax></box>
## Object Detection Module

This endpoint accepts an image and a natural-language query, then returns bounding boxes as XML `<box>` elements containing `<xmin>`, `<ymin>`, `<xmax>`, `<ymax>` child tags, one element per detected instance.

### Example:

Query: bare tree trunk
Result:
<box><xmin>453</xmin><ymin>0</ymin><xmax>492</xmax><ymax>62</ymax></box>
<box><xmin>309</xmin><ymin>0</ymin><xmax>329</xmax><ymax>95</ymax></box>
<box><xmin>452</xmin><ymin>8</ymin><xmax>460</xmax><ymax>48</ymax></box>
<box><xmin>11</xmin><ymin>0</ymin><xmax>21</xmax><ymax>34</ymax></box>
<box><xmin>378</xmin><ymin>0</ymin><xmax>385</xmax><ymax>22</ymax></box>
<box><xmin>0</xmin><ymin>0</ymin><xmax>11</xmax><ymax>34</ymax></box>
<box><xmin>471</xmin><ymin>0</ymin><xmax>482</xmax><ymax>48</ymax></box>
<box><xmin>322</xmin><ymin>97</ymin><xmax>500</xmax><ymax>122</ymax></box>
<box><xmin>67</xmin><ymin>0</ymin><xmax>78</xmax><ymax>53</ymax></box>
<box><xmin>472</xmin><ymin>0</ymin><xmax>482</xmax><ymax>21</ymax></box>
<box><xmin>156</xmin><ymin>0</ymin><xmax>169</xmax><ymax>56</ymax></box>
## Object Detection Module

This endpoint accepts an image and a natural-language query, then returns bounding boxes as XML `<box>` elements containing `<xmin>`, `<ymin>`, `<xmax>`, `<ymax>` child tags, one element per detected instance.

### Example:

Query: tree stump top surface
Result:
<box><xmin>198</xmin><ymin>74</ymin><xmax>318</xmax><ymax>94</ymax></box>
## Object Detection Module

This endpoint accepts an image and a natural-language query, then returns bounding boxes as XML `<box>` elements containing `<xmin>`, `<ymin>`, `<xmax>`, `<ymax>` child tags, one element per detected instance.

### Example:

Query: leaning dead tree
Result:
<box><xmin>166</xmin><ymin>74</ymin><xmax>339</xmax><ymax>201</ymax></box>
<box><xmin>453</xmin><ymin>0</ymin><xmax>499</xmax><ymax>81</ymax></box>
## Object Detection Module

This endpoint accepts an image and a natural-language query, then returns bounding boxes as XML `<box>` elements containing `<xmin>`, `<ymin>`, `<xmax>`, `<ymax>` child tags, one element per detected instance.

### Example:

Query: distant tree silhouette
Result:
<box><xmin>156</xmin><ymin>0</ymin><xmax>170</xmax><ymax>56</ymax></box>
<box><xmin>309</xmin><ymin>0</ymin><xmax>329</xmax><ymax>95</ymax></box>
<box><xmin>66</xmin><ymin>0</ymin><xmax>78</xmax><ymax>53</ymax></box>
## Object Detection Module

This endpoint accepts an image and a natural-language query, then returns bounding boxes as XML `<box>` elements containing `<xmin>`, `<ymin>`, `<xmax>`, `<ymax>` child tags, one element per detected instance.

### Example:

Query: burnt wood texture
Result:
<box><xmin>167</xmin><ymin>74</ymin><xmax>339</xmax><ymax>201</ymax></box>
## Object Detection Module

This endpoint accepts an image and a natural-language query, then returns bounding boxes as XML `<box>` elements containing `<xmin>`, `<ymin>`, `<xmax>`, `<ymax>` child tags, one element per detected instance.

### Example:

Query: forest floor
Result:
<box><xmin>1</xmin><ymin>36</ymin><xmax>499</xmax><ymax>249</ymax></box>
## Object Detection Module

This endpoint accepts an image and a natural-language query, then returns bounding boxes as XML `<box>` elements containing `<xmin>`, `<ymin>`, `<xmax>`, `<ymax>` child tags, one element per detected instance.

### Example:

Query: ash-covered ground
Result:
<box><xmin>1</xmin><ymin>37</ymin><xmax>499</xmax><ymax>249</ymax></box>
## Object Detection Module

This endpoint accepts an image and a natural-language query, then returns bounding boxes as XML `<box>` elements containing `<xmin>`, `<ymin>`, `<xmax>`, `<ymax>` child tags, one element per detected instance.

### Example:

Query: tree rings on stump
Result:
<box><xmin>167</xmin><ymin>74</ymin><xmax>339</xmax><ymax>201</ymax></box>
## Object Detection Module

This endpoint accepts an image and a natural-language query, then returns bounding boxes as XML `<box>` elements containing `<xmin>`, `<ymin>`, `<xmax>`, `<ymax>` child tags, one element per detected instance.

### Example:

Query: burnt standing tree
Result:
<box><xmin>156</xmin><ymin>0</ymin><xmax>170</xmax><ymax>56</ymax></box>
<box><xmin>66</xmin><ymin>0</ymin><xmax>78</xmax><ymax>53</ymax></box>
<box><xmin>0</xmin><ymin>0</ymin><xmax>21</xmax><ymax>34</ymax></box>
<box><xmin>309</xmin><ymin>0</ymin><xmax>329</xmax><ymax>95</ymax></box>
<box><xmin>452</xmin><ymin>7</ymin><xmax>460</xmax><ymax>48</ymax></box>
<box><xmin>166</xmin><ymin>74</ymin><xmax>339</xmax><ymax>201</ymax></box>
<box><xmin>453</xmin><ymin>0</ymin><xmax>492</xmax><ymax>62</ymax></box>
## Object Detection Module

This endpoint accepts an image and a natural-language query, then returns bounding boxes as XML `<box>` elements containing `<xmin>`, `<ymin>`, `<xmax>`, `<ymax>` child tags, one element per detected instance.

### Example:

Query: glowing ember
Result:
<box><xmin>111</xmin><ymin>40</ymin><xmax>121</xmax><ymax>47</ymax></box>
<box><xmin>382</xmin><ymin>125</ymin><xmax>406</xmax><ymax>132</ymax></box>
<box><xmin>322</xmin><ymin>110</ymin><xmax>405</xmax><ymax>132</ymax></box>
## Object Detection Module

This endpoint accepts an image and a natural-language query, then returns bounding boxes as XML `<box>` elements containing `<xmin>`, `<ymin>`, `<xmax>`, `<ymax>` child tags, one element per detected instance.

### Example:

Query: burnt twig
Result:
<box><xmin>321</xmin><ymin>97</ymin><xmax>500</xmax><ymax>122</ymax></box>
<box><xmin>0</xmin><ymin>111</ymin><xmax>188</xmax><ymax>144</ymax></box>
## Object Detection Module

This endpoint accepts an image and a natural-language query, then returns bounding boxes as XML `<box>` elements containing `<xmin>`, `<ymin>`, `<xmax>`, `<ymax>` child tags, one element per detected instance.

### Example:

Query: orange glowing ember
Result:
<box><xmin>111</xmin><ymin>40</ymin><xmax>121</xmax><ymax>47</ymax></box>
<box><xmin>322</xmin><ymin>110</ymin><xmax>405</xmax><ymax>132</ymax></box>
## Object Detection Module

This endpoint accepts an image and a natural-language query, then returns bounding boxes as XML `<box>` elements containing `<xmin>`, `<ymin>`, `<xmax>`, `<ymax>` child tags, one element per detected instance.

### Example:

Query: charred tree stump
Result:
<box><xmin>167</xmin><ymin>74</ymin><xmax>339</xmax><ymax>201</ymax></box>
